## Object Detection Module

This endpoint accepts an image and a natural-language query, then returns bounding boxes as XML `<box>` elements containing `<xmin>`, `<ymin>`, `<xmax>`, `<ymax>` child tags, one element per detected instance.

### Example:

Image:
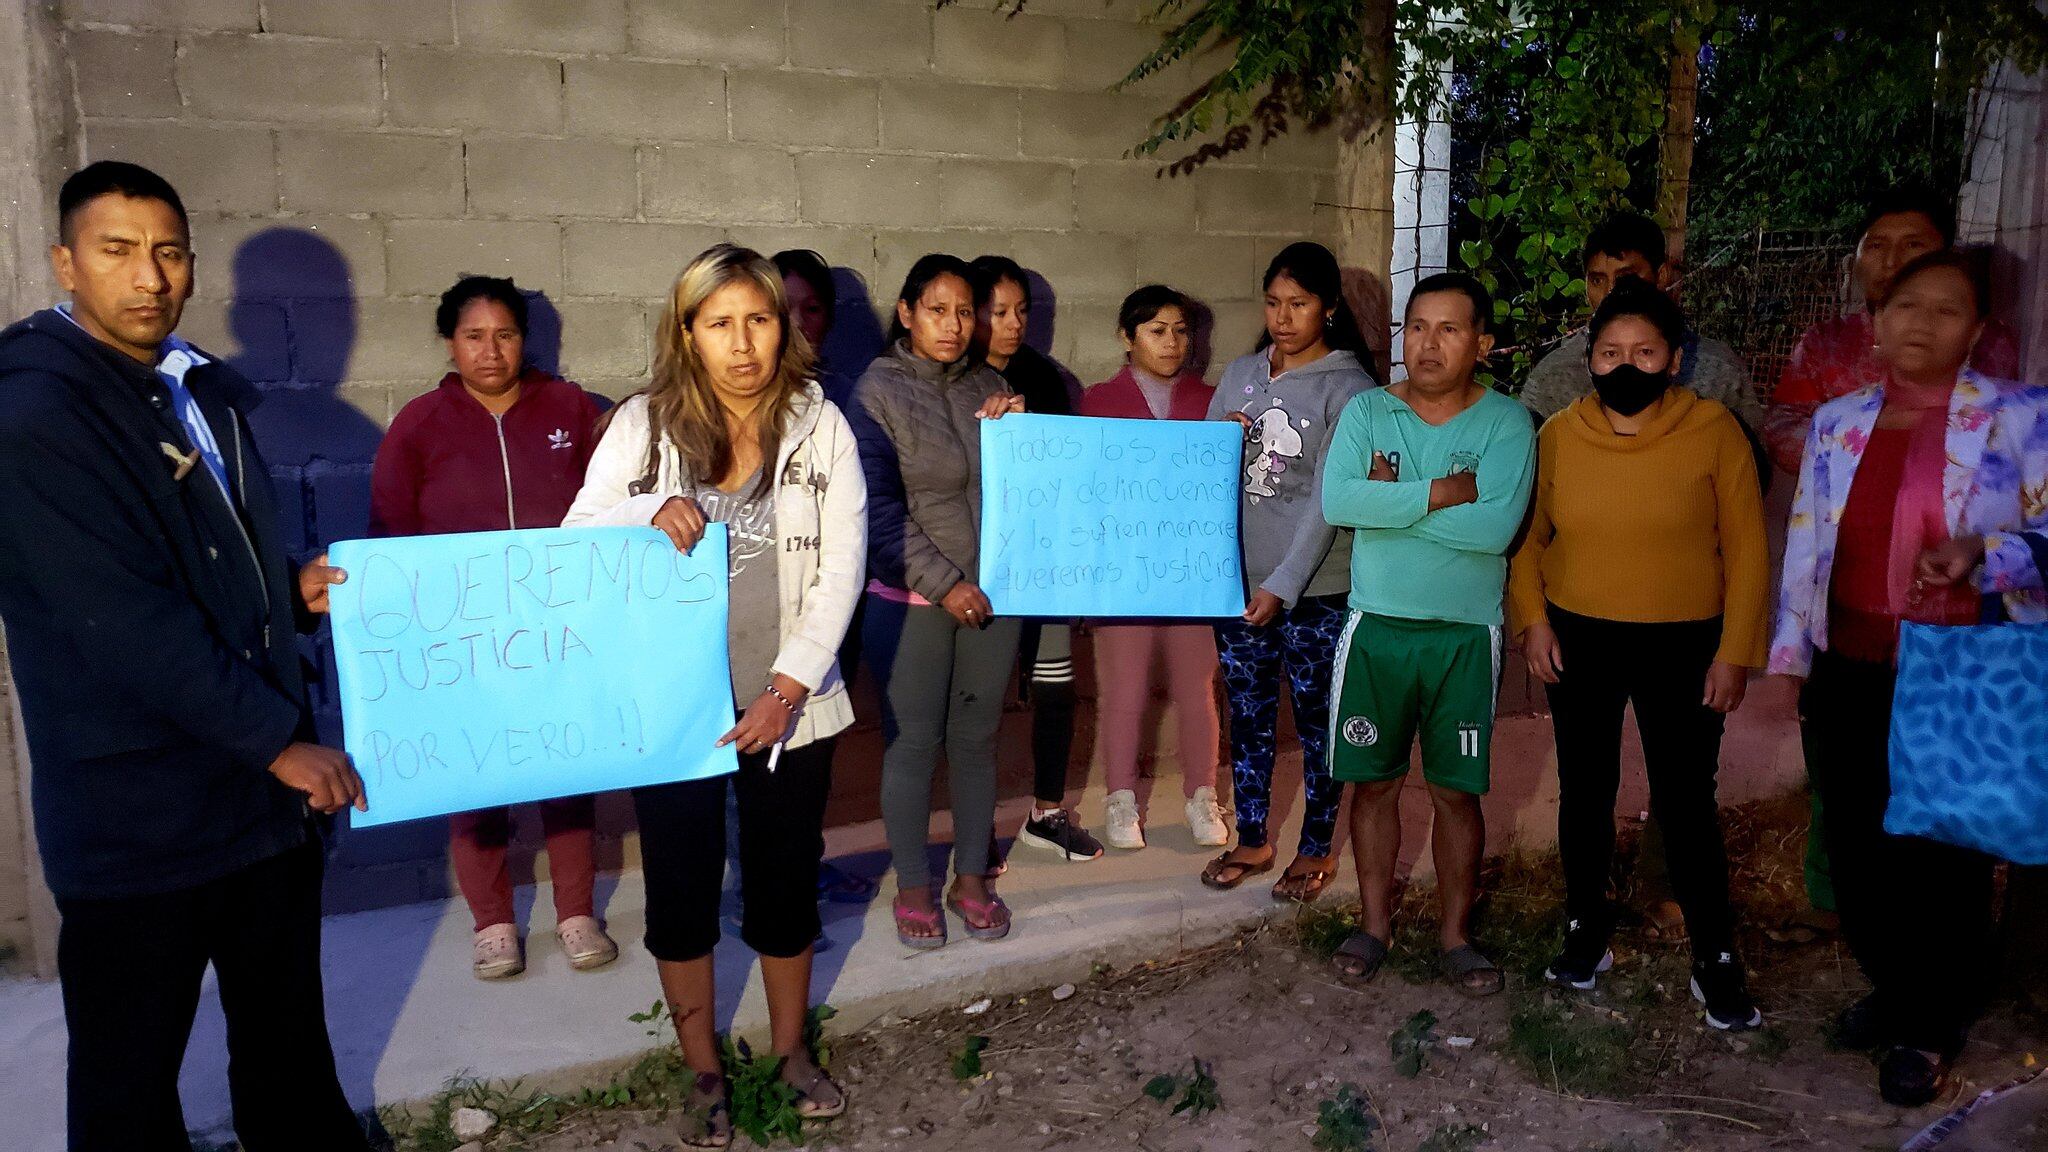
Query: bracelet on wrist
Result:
<box><xmin>765</xmin><ymin>684</ymin><xmax>799</xmax><ymax>713</ymax></box>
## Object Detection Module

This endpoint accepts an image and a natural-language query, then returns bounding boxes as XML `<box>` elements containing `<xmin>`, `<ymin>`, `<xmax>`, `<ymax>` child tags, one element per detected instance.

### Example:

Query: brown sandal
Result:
<box><xmin>1640</xmin><ymin>899</ymin><xmax>1687</xmax><ymax>942</ymax></box>
<box><xmin>1200</xmin><ymin>850</ymin><xmax>1275</xmax><ymax>890</ymax></box>
<box><xmin>1271</xmin><ymin>861</ymin><xmax>1335</xmax><ymax>904</ymax></box>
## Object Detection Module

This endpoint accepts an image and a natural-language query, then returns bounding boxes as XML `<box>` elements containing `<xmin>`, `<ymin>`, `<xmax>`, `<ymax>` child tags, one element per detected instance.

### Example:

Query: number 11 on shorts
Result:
<box><xmin>1459</xmin><ymin>724</ymin><xmax>1481</xmax><ymax>758</ymax></box>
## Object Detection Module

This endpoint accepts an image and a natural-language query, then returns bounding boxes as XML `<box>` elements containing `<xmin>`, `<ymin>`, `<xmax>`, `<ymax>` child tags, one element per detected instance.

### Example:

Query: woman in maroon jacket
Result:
<box><xmin>1078</xmin><ymin>286</ymin><xmax>1228</xmax><ymax>851</ymax></box>
<box><xmin>369</xmin><ymin>275</ymin><xmax>612</xmax><ymax>980</ymax></box>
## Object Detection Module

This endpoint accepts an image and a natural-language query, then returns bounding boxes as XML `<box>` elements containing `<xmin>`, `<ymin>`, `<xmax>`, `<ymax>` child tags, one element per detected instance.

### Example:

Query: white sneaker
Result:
<box><xmin>1185</xmin><ymin>787</ymin><xmax>1230</xmax><ymax>847</ymax></box>
<box><xmin>1104</xmin><ymin>789</ymin><xmax>1145</xmax><ymax>850</ymax></box>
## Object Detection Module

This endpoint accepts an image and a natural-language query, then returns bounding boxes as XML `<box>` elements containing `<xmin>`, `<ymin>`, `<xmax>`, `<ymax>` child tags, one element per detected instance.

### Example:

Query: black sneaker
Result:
<box><xmin>1689</xmin><ymin>952</ymin><xmax>1764</xmax><ymax>1031</ymax></box>
<box><xmin>1544</xmin><ymin>918</ymin><xmax>1614</xmax><ymax>990</ymax></box>
<box><xmin>1017</xmin><ymin>808</ymin><xmax>1104</xmax><ymax>861</ymax></box>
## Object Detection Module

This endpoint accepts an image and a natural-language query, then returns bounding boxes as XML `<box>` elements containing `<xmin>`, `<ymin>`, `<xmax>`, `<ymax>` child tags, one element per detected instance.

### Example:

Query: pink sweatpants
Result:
<box><xmin>1091</xmin><ymin>623</ymin><xmax>1221</xmax><ymax>795</ymax></box>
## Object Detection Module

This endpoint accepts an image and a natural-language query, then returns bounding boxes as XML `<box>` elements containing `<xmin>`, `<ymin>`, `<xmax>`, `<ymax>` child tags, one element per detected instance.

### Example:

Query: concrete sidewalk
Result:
<box><xmin>0</xmin><ymin>684</ymin><xmax>1805</xmax><ymax>1150</ymax></box>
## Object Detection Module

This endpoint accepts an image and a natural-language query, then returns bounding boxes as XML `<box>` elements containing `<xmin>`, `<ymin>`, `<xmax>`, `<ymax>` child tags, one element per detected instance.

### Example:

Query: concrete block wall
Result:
<box><xmin>54</xmin><ymin>0</ymin><xmax>1339</xmax><ymax>910</ymax></box>
<box><xmin>65</xmin><ymin>1</ymin><xmax>1340</xmax><ymax>407</ymax></box>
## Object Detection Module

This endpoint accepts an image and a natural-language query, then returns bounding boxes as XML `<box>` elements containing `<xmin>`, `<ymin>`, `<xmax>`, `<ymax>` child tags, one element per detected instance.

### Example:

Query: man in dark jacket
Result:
<box><xmin>0</xmin><ymin>162</ymin><xmax>369</xmax><ymax>1151</ymax></box>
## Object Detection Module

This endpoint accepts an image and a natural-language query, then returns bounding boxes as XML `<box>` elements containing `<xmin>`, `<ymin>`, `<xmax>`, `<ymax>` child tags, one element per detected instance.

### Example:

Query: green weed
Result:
<box><xmin>1504</xmin><ymin>992</ymin><xmax>1632</xmax><ymax>1098</ymax></box>
<box><xmin>1390</xmin><ymin>1009</ymin><xmax>1437</xmax><ymax>1078</ymax></box>
<box><xmin>380</xmin><ymin>1001</ymin><xmax>841</xmax><ymax>1150</ymax></box>
<box><xmin>951</xmin><ymin>1035</ymin><xmax>991</xmax><ymax>1080</ymax></box>
<box><xmin>1311</xmin><ymin>1083</ymin><xmax>1380</xmax><ymax>1151</ymax></box>
<box><xmin>1143</xmin><ymin>1057</ymin><xmax>1222</xmax><ymax>1117</ymax></box>
<box><xmin>719</xmin><ymin>1035</ymin><xmax>806</xmax><ymax>1146</ymax></box>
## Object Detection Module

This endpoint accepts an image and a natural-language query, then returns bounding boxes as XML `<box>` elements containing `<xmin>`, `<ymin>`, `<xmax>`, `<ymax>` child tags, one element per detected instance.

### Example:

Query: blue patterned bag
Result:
<box><xmin>1886</xmin><ymin>621</ymin><xmax>2048</xmax><ymax>865</ymax></box>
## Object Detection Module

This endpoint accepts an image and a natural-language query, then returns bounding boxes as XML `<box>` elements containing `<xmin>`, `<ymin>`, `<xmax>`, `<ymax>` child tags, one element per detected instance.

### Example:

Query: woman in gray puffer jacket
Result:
<box><xmin>848</xmin><ymin>253</ymin><xmax>1025</xmax><ymax>950</ymax></box>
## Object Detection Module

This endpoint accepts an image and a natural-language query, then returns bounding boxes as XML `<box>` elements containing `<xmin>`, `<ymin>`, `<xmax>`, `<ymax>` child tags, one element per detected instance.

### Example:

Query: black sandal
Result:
<box><xmin>1440</xmin><ymin>944</ymin><xmax>1505</xmax><ymax>998</ymax></box>
<box><xmin>1200</xmin><ymin>850</ymin><xmax>1275</xmax><ymax>890</ymax></box>
<box><xmin>1332</xmin><ymin>931</ymin><xmax>1389</xmax><ymax>982</ymax></box>
<box><xmin>675</xmin><ymin>1071</ymin><xmax>732</xmax><ymax>1148</ymax></box>
<box><xmin>781</xmin><ymin>1056</ymin><xmax>848</xmax><ymax>1120</ymax></box>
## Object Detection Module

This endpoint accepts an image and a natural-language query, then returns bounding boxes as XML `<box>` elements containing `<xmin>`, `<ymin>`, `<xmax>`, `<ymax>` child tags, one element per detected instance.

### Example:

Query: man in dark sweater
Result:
<box><xmin>0</xmin><ymin>162</ymin><xmax>368</xmax><ymax>1151</ymax></box>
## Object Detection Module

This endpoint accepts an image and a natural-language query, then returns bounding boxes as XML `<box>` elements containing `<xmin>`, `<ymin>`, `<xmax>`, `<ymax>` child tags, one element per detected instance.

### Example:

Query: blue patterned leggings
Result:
<box><xmin>1214</xmin><ymin>593</ymin><xmax>1348</xmax><ymax>855</ymax></box>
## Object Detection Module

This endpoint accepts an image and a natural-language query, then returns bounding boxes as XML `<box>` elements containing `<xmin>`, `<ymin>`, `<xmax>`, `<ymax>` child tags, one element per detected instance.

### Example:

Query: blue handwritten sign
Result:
<box><xmin>328</xmin><ymin>526</ymin><xmax>737</xmax><ymax>827</ymax></box>
<box><xmin>980</xmin><ymin>414</ymin><xmax>1246</xmax><ymax>617</ymax></box>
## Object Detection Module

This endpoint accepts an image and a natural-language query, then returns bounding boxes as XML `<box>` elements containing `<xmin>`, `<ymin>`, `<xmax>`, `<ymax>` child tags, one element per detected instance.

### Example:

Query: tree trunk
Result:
<box><xmin>1334</xmin><ymin>0</ymin><xmax>1398</xmax><ymax>376</ymax></box>
<box><xmin>1656</xmin><ymin>24</ymin><xmax>1702</xmax><ymax>271</ymax></box>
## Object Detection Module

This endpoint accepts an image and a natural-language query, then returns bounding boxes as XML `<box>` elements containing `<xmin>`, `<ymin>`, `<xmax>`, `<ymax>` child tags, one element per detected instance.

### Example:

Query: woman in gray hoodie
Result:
<box><xmin>849</xmin><ymin>254</ymin><xmax>1025</xmax><ymax>950</ymax></box>
<box><xmin>1199</xmin><ymin>241</ymin><xmax>1380</xmax><ymax>902</ymax></box>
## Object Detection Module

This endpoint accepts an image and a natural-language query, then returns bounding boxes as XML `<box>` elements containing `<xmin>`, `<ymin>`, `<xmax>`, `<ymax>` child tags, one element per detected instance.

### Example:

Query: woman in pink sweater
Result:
<box><xmin>1079</xmin><ymin>286</ymin><xmax>1227</xmax><ymax>850</ymax></box>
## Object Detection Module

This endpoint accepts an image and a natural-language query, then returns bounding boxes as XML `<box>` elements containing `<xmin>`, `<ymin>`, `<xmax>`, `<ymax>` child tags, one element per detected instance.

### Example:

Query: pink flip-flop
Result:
<box><xmin>892</xmin><ymin>895</ymin><xmax>947</xmax><ymax>951</ymax></box>
<box><xmin>945</xmin><ymin>891</ymin><xmax>1013</xmax><ymax>941</ymax></box>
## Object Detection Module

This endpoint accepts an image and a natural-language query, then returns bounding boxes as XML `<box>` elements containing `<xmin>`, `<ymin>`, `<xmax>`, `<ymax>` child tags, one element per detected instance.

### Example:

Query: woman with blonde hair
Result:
<box><xmin>565</xmin><ymin>243</ymin><xmax>865</xmax><ymax>1146</ymax></box>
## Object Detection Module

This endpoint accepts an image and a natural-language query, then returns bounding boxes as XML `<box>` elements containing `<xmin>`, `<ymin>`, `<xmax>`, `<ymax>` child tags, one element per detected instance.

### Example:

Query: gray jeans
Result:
<box><xmin>864</xmin><ymin>594</ymin><xmax>1022</xmax><ymax>889</ymax></box>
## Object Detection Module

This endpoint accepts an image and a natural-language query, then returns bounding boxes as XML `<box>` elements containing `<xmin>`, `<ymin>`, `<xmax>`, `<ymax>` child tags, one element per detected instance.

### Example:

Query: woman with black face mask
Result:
<box><xmin>1506</xmin><ymin>278</ymin><xmax>1772</xmax><ymax>1030</ymax></box>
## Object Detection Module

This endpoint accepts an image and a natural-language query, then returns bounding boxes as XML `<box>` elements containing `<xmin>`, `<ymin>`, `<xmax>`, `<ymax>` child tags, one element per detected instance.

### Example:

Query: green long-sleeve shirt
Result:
<box><xmin>1322</xmin><ymin>386</ymin><xmax>1537</xmax><ymax>627</ymax></box>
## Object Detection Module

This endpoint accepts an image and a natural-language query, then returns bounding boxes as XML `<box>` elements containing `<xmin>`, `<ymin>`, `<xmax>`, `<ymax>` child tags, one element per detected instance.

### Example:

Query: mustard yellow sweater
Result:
<box><xmin>1507</xmin><ymin>389</ymin><xmax>1770</xmax><ymax>667</ymax></box>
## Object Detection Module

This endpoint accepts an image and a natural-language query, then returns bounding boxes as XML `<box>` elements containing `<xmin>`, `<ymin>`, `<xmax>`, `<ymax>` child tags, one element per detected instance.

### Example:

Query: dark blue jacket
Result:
<box><xmin>0</xmin><ymin>309</ymin><xmax>315</xmax><ymax>899</ymax></box>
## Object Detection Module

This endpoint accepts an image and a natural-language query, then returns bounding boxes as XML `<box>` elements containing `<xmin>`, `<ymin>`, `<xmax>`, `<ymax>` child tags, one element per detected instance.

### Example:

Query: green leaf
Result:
<box><xmin>1173</xmin><ymin>1059</ymin><xmax>1222</xmax><ymax>1117</ymax></box>
<box><xmin>1389</xmin><ymin>1010</ymin><xmax>1437</xmax><ymax>1079</ymax></box>
<box><xmin>1312</xmin><ymin>1084</ymin><xmax>1381</xmax><ymax>1152</ymax></box>
<box><xmin>951</xmin><ymin>1035</ymin><xmax>991</xmax><ymax>1081</ymax></box>
<box><xmin>1143</xmin><ymin>1074</ymin><xmax>1181</xmax><ymax>1101</ymax></box>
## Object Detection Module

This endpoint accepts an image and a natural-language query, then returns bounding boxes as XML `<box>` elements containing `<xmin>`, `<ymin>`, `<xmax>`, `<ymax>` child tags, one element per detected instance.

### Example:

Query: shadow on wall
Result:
<box><xmin>1183</xmin><ymin>298</ymin><xmax>1218</xmax><ymax>381</ymax></box>
<box><xmin>1017</xmin><ymin>268</ymin><xmax>1084</xmax><ymax>407</ymax></box>
<box><xmin>182</xmin><ymin>226</ymin><xmax>441</xmax><ymax>1118</ymax></box>
<box><xmin>822</xmin><ymin>265</ymin><xmax>886</xmax><ymax>397</ymax></box>
<box><xmin>521</xmin><ymin>289</ymin><xmax>565</xmax><ymax>380</ymax></box>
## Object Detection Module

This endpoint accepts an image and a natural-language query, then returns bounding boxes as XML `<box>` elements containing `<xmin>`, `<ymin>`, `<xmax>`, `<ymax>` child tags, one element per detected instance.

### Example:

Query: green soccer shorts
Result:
<box><xmin>1329</xmin><ymin>610</ymin><xmax>1501</xmax><ymax>795</ymax></box>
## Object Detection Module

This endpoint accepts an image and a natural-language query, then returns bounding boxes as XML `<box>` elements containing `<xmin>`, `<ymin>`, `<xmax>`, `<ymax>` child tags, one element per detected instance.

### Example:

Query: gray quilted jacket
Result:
<box><xmin>848</xmin><ymin>339</ymin><xmax>1009</xmax><ymax>603</ymax></box>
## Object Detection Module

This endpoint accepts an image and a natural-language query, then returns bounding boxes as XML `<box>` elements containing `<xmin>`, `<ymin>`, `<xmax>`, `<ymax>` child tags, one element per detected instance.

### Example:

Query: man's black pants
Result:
<box><xmin>57</xmin><ymin>841</ymin><xmax>365</xmax><ymax>1152</ymax></box>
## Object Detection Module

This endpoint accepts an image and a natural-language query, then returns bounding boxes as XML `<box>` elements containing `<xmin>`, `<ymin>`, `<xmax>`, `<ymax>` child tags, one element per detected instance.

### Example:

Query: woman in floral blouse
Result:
<box><xmin>1771</xmin><ymin>249</ymin><xmax>2048</xmax><ymax>1108</ymax></box>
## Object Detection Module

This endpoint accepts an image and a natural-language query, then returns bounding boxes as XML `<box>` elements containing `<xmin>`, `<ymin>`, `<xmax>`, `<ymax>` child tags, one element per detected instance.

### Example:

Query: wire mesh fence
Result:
<box><xmin>1682</xmin><ymin>228</ymin><xmax>1856</xmax><ymax>399</ymax></box>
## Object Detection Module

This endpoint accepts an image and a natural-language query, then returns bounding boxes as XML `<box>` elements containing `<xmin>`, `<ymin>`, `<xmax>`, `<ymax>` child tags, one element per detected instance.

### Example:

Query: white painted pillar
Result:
<box><xmin>1389</xmin><ymin>46</ymin><xmax>1453</xmax><ymax>378</ymax></box>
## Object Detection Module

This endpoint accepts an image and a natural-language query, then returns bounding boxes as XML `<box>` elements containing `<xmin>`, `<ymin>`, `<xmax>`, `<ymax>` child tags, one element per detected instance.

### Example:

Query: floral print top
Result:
<box><xmin>1769</xmin><ymin>368</ymin><xmax>2048</xmax><ymax>676</ymax></box>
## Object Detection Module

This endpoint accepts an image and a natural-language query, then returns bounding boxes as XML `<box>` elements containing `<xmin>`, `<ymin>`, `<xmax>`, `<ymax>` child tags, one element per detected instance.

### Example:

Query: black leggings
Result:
<box><xmin>636</xmin><ymin>739</ymin><xmax>834</xmax><ymax>962</ymax></box>
<box><xmin>1021</xmin><ymin>620</ymin><xmax>1076</xmax><ymax>806</ymax></box>
<box><xmin>1805</xmin><ymin>649</ymin><xmax>1995</xmax><ymax>1055</ymax></box>
<box><xmin>1546</xmin><ymin>606</ymin><xmax>1736</xmax><ymax>960</ymax></box>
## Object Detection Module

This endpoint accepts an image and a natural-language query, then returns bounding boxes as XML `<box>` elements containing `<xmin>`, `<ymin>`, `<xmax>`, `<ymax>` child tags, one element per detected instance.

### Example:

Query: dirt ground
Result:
<box><xmin>411</xmin><ymin>798</ymin><xmax>2048</xmax><ymax>1152</ymax></box>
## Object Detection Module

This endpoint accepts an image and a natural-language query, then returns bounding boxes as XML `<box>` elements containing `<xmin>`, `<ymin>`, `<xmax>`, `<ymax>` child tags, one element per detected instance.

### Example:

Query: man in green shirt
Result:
<box><xmin>1320</xmin><ymin>271</ymin><xmax>1537</xmax><ymax>998</ymax></box>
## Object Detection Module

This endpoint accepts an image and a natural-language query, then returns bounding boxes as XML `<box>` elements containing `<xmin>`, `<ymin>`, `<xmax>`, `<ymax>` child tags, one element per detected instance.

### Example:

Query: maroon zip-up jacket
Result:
<box><xmin>1079</xmin><ymin>364</ymin><xmax>1214</xmax><ymax>422</ymax></box>
<box><xmin>369</xmin><ymin>369</ymin><xmax>603</xmax><ymax>537</ymax></box>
